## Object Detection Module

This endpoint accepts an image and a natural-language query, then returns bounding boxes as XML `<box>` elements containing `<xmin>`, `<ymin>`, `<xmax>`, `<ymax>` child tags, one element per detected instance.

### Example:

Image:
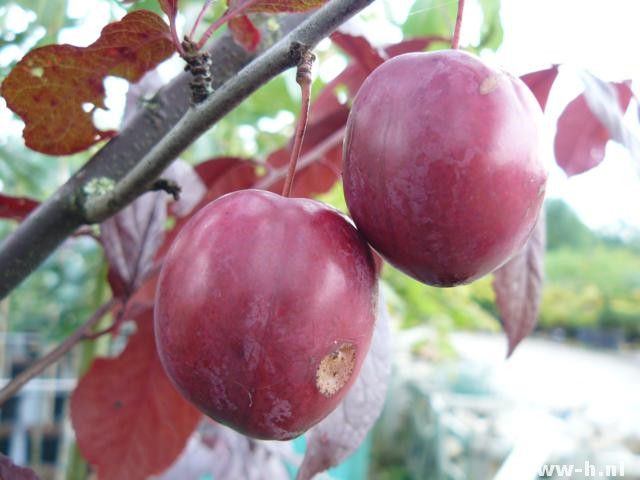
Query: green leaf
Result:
<box><xmin>477</xmin><ymin>0</ymin><xmax>503</xmax><ymax>50</ymax></box>
<box><xmin>402</xmin><ymin>0</ymin><xmax>503</xmax><ymax>51</ymax></box>
<box><xmin>401</xmin><ymin>0</ymin><xmax>457</xmax><ymax>39</ymax></box>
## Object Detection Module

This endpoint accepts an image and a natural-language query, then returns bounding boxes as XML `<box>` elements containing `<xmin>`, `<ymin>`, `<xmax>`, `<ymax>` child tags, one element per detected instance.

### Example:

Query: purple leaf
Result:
<box><xmin>330</xmin><ymin>31</ymin><xmax>386</xmax><ymax>72</ymax></box>
<box><xmin>493</xmin><ymin>212</ymin><xmax>546</xmax><ymax>356</ymax></box>
<box><xmin>554</xmin><ymin>74</ymin><xmax>636</xmax><ymax>176</ymax></box>
<box><xmin>520</xmin><ymin>65</ymin><xmax>559</xmax><ymax>111</ymax></box>
<box><xmin>297</xmin><ymin>293</ymin><xmax>391</xmax><ymax>480</ymax></box>
<box><xmin>101</xmin><ymin>190</ymin><xmax>167</xmax><ymax>297</ymax></box>
<box><xmin>153</xmin><ymin>421</ymin><xmax>298</xmax><ymax>479</ymax></box>
<box><xmin>0</xmin><ymin>454</ymin><xmax>41</xmax><ymax>480</ymax></box>
<box><xmin>581</xmin><ymin>74</ymin><xmax>634</xmax><ymax>146</ymax></box>
<box><xmin>101</xmin><ymin>160</ymin><xmax>205</xmax><ymax>297</ymax></box>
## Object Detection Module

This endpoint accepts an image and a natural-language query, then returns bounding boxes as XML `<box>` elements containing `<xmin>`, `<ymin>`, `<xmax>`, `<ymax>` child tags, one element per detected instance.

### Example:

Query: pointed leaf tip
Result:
<box><xmin>520</xmin><ymin>64</ymin><xmax>559</xmax><ymax>111</ymax></box>
<box><xmin>493</xmin><ymin>213</ymin><xmax>546</xmax><ymax>356</ymax></box>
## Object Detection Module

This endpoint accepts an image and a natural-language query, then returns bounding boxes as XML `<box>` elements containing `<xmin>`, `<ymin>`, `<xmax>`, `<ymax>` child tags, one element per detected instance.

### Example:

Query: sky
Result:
<box><xmin>495</xmin><ymin>0</ymin><xmax>640</xmax><ymax>233</ymax></box>
<box><xmin>1</xmin><ymin>0</ymin><xmax>640</xmax><ymax>232</ymax></box>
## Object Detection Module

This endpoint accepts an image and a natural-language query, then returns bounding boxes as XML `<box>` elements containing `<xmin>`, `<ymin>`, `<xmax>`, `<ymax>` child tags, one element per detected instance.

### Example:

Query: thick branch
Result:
<box><xmin>0</xmin><ymin>2</ymin><xmax>373</xmax><ymax>299</ymax></box>
<box><xmin>81</xmin><ymin>0</ymin><xmax>375</xmax><ymax>221</ymax></box>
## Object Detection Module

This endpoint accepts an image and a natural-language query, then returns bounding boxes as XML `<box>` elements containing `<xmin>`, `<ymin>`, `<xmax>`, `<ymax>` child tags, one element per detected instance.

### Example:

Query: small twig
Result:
<box><xmin>196</xmin><ymin>0</ymin><xmax>263</xmax><ymax>50</ymax></box>
<box><xmin>150</xmin><ymin>178</ymin><xmax>181</xmax><ymax>200</ymax></box>
<box><xmin>182</xmin><ymin>38</ymin><xmax>213</xmax><ymax>105</ymax></box>
<box><xmin>282</xmin><ymin>46</ymin><xmax>315</xmax><ymax>197</ymax></box>
<box><xmin>0</xmin><ymin>298</ymin><xmax>119</xmax><ymax>406</ymax></box>
<box><xmin>169</xmin><ymin>10</ymin><xmax>186</xmax><ymax>56</ymax></box>
<box><xmin>255</xmin><ymin>126</ymin><xmax>346</xmax><ymax>191</ymax></box>
<box><xmin>0</xmin><ymin>13</ymin><xmax>313</xmax><ymax>300</ymax></box>
<box><xmin>80</xmin><ymin>0</ymin><xmax>376</xmax><ymax>224</ymax></box>
<box><xmin>189</xmin><ymin>0</ymin><xmax>216</xmax><ymax>40</ymax></box>
<box><xmin>451</xmin><ymin>0</ymin><xmax>465</xmax><ymax>50</ymax></box>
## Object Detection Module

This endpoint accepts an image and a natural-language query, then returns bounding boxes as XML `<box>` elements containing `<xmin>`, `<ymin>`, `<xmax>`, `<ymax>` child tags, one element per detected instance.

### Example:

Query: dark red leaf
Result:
<box><xmin>493</xmin><ymin>213</ymin><xmax>546</xmax><ymax>356</ymax></box>
<box><xmin>311</xmin><ymin>37</ymin><xmax>440</xmax><ymax>123</ymax></box>
<box><xmin>581</xmin><ymin>76</ymin><xmax>638</xmax><ymax>155</ymax></box>
<box><xmin>101</xmin><ymin>190</ymin><xmax>167</xmax><ymax>298</ymax></box>
<box><xmin>282</xmin><ymin>37</ymin><xmax>440</xmax><ymax>197</ymax></box>
<box><xmin>194</xmin><ymin>156</ymin><xmax>260</xmax><ymax>202</ymax></box>
<box><xmin>228</xmin><ymin>0</ymin><xmax>327</xmax><ymax>13</ymax></box>
<box><xmin>102</xmin><ymin>160</ymin><xmax>204</xmax><ymax>298</ymax></box>
<box><xmin>70</xmin><ymin>308</ymin><xmax>202</xmax><ymax>480</ymax></box>
<box><xmin>228</xmin><ymin>15</ymin><xmax>261</xmax><ymax>52</ymax></box>
<box><xmin>330</xmin><ymin>32</ymin><xmax>386</xmax><ymax>72</ymax></box>
<box><xmin>555</xmin><ymin>77</ymin><xmax>635</xmax><ymax>176</ymax></box>
<box><xmin>159</xmin><ymin>0</ymin><xmax>179</xmax><ymax>19</ymax></box>
<box><xmin>310</xmin><ymin>63</ymin><xmax>367</xmax><ymax>124</ymax></box>
<box><xmin>265</xmin><ymin>107</ymin><xmax>348</xmax><ymax>197</ymax></box>
<box><xmin>0</xmin><ymin>194</ymin><xmax>39</xmax><ymax>221</ymax></box>
<box><xmin>384</xmin><ymin>36</ymin><xmax>446</xmax><ymax>57</ymax></box>
<box><xmin>520</xmin><ymin>65</ymin><xmax>559</xmax><ymax>111</ymax></box>
<box><xmin>298</xmin><ymin>296</ymin><xmax>391</xmax><ymax>479</ymax></box>
<box><xmin>1</xmin><ymin>11</ymin><xmax>175</xmax><ymax>155</ymax></box>
<box><xmin>0</xmin><ymin>453</ymin><xmax>40</xmax><ymax>480</ymax></box>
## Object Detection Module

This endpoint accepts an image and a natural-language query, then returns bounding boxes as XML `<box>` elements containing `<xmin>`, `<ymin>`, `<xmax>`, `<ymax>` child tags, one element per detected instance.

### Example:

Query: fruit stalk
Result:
<box><xmin>282</xmin><ymin>47</ymin><xmax>316</xmax><ymax>197</ymax></box>
<box><xmin>452</xmin><ymin>0</ymin><xmax>465</xmax><ymax>50</ymax></box>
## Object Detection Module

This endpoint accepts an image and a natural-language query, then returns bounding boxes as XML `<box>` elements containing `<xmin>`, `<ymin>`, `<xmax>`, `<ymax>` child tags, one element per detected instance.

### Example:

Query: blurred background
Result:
<box><xmin>1</xmin><ymin>0</ymin><xmax>639</xmax><ymax>479</ymax></box>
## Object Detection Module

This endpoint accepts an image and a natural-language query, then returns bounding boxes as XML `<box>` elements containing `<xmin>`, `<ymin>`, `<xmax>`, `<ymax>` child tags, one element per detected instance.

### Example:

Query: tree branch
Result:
<box><xmin>0</xmin><ymin>298</ymin><xmax>118</xmax><ymax>406</ymax></box>
<box><xmin>81</xmin><ymin>0</ymin><xmax>375</xmax><ymax>222</ymax></box>
<box><xmin>0</xmin><ymin>0</ymin><xmax>375</xmax><ymax>299</ymax></box>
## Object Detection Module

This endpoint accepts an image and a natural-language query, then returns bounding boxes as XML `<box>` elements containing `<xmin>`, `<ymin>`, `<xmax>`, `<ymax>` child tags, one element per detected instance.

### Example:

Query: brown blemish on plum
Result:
<box><xmin>315</xmin><ymin>343</ymin><xmax>356</xmax><ymax>397</ymax></box>
<box><xmin>479</xmin><ymin>74</ymin><xmax>500</xmax><ymax>95</ymax></box>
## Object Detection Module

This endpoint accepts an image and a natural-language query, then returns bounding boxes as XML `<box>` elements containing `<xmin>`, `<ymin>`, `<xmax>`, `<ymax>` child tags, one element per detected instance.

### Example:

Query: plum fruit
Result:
<box><xmin>154</xmin><ymin>189</ymin><xmax>378</xmax><ymax>440</ymax></box>
<box><xmin>343</xmin><ymin>50</ymin><xmax>547</xmax><ymax>286</ymax></box>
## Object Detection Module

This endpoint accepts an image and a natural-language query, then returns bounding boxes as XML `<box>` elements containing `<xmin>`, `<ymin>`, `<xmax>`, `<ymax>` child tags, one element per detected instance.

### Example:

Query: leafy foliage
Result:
<box><xmin>1</xmin><ymin>1</ymin><xmax>640</xmax><ymax>478</ymax></box>
<box><xmin>70</xmin><ymin>308</ymin><xmax>202</xmax><ymax>480</ymax></box>
<box><xmin>493</xmin><ymin>214</ymin><xmax>546</xmax><ymax>355</ymax></box>
<box><xmin>545</xmin><ymin>198</ymin><xmax>597</xmax><ymax>250</ymax></box>
<box><xmin>298</xmin><ymin>296</ymin><xmax>391</xmax><ymax>479</ymax></box>
<box><xmin>1</xmin><ymin>10</ymin><xmax>175</xmax><ymax>154</ymax></box>
<box><xmin>0</xmin><ymin>453</ymin><xmax>40</xmax><ymax>480</ymax></box>
<box><xmin>228</xmin><ymin>15</ymin><xmax>261</xmax><ymax>52</ymax></box>
<box><xmin>520</xmin><ymin>65</ymin><xmax>559</xmax><ymax>110</ymax></box>
<box><xmin>0</xmin><ymin>194</ymin><xmax>39</xmax><ymax>221</ymax></box>
<box><xmin>555</xmin><ymin>79</ymin><xmax>635</xmax><ymax>176</ymax></box>
<box><xmin>229</xmin><ymin>0</ymin><xmax>328</xmax><ymax>13</ymax></box>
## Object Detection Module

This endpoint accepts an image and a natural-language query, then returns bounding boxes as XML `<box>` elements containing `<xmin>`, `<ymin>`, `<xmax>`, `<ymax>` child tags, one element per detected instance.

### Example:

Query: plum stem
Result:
<box><xmin>282</xmin><ymin>45</ymin><xmax>315</xmax><ymax>197</ymax></box>
<box><xmin>452</xmin><ymin>0</ymin><xmax>465</xmax><ymax>50</ymax></box>
<box><xmin>189</xmin><ymin>0</ymin><xmax>215</xmax><ymax>40</ymax></box>
<box><xmin>169</xmin><ymin>10</ymin><xmax>186</xmax><ymax>56</ymax></box>
<box><xmin>196</xmin><ymin>0</ymin><xmax>263</xmax><ymax>50</ymax></box>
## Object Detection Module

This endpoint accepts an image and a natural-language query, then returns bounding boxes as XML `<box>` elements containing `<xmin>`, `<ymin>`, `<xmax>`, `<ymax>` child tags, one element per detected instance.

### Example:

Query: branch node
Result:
<box><xmin>150</xmin><ymin>178</ymin><xmax>182</xmax><ymax>201</ymax></box>
<box><xmin>288</xmin><ymin>41</ymin><xmax>311</xmax><ymax>69</ymax></box>
<box><xmin>182</xmin><ymin>38</ymin><xmax>213</xmax><ymax>105</ymax></box>
<box><xmin>296</xmin><ymin>50</ymin><xmax>316</xmax><ymax>87</ymax></box>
